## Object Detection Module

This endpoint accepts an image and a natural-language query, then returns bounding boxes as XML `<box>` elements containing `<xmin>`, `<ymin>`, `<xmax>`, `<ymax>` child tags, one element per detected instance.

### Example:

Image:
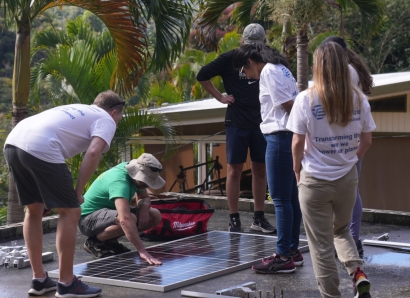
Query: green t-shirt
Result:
<box><xmin>81</xmin><ymin>162</ymin><xmax>145</xmax><ymax>216</ymax></box>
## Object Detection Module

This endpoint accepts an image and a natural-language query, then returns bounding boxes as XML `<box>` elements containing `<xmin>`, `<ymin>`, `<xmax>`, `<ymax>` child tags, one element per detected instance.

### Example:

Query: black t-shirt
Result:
<box><xmin>196</xmin><ymin>50</ymin><xmax>262</xmax><ymax>129</ymax></box>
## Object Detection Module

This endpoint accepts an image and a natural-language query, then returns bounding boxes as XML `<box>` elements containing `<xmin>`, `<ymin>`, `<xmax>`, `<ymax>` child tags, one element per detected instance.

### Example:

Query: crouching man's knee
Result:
<box><xmin>151</xmin><ymin>208</ymin><xmax>162</xmax><ymax>227</ymax></box>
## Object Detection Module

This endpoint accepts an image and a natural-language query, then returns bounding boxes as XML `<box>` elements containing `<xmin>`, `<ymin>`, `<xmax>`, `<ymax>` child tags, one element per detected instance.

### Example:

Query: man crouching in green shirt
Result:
<box><xmin>78</xmin><ymin>153</ymin><xmax>164</xmax><ymax>265</ymax></box>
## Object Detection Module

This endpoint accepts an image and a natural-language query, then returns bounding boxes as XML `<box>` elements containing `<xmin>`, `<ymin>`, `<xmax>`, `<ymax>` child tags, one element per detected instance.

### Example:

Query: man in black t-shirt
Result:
<box><xmin>196</xmin><ymin>24</ymin><xmax>276</xmax><ymax>233</ymax></box>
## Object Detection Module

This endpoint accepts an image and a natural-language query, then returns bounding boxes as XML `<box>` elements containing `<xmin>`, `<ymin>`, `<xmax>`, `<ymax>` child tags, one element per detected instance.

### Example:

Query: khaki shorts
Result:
<box><xmin>78</xmin><ymin>207</ymin><xmax>139</xmax><ymax>237</ymax></box>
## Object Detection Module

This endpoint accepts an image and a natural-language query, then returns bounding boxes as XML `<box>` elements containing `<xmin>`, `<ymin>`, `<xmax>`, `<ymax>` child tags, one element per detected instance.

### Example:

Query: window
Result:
<box><xmin>369</xmin><ymin>95</ymin><xmax>407</xmax><ymax>112</ymax></box>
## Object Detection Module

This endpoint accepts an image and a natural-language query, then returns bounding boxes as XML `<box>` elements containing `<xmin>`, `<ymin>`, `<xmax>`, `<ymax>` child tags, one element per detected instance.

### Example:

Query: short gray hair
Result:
<box><xmin>93</xmin><ymin>90</ymin><xmax>124</xmax><ymax>112</ymax></box>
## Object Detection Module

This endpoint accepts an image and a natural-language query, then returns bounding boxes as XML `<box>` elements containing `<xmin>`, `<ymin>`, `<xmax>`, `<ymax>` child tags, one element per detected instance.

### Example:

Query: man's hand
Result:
<box><xmin>77</xmin><ymin>193</ymin><xmax>85</xmax><ymax>204</ymax></box>
<box><xmin>198</xmin><ymin>80</ymin><xmax>235</xmax><ymax>105</ymax></box>
<box><xmin>139</xmin><ymin>250</ymin><xmax>162</xmax><ymax>265</ymax></box>
<box><xmin>219</xmin><ymin>94</ymin><xmax>235</xmax><ymax>105</ymax></box>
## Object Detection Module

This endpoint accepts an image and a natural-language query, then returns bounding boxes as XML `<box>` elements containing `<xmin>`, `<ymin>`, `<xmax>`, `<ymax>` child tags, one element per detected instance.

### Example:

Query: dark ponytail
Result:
<box><xmin>233</xmin><ymin>42</ymin><xmax>289</xmax><ymax>69</ymax></box>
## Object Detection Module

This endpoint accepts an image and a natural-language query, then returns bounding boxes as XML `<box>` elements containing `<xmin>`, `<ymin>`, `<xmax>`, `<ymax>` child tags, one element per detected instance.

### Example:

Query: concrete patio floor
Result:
<box><xmin>1</xmin><ymin>209</ymin><xmax>410</xmax><ymax>298</ymax></box>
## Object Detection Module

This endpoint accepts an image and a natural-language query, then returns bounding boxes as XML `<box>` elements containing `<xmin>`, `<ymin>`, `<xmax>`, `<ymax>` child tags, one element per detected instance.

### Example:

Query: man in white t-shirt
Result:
<box><xmin>4</xmin><ymin>90</ymin><xmax>124</xmax><ymax>297</ymax></box>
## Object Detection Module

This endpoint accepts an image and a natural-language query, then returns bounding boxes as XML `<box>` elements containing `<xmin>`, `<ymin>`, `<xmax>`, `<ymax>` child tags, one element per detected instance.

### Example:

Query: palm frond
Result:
<box><xmin>0</xmin><ymin>0</ymin><xmax>20</xmax><ymax>25</ymax></box>
<box><xmin>114</xmin><ymin>106</ymin><xmax>179</xmax><ymax>159</ymax></box>
<box><xmin>348</xmin><ymin>0</ymin><xmax>384</xmax><ymax>35</ymax></box>
<box><xmin>150</xmin><ymin>81</ymin><xmax>182</xmax><ymax>105</ymax></box>
<box><xmin>31</xmin><ymin>27</ymin><xmax>70</xmax><ymax>55</ymax></box>
<box><xmin>91</xmin><ymin>50</ymin><xmax>117</xmax><ymax>94</ymax></box>
<box><xmin>44</xmin><ymin>73</ymin><xmax>79</xmax><ymax>105</ymax></box>
<box><xmin>254</xmin><ymin>0</ymin><xmax>268</xmax><ymax>21</ymax></box>
<box><xmin>30</xmin><ymin>0</ymin><xmax>60</xmax><ymax>20</ymax></box>
<box><xmin>35</xmin><ymin>41</ymin><xmax>100</xmax><ymax>103</ymax></box>
<box><xmin>92</xmin><ymin>29</ymin><xmax>116</xmax><ymax>61</ymax></box>
<box><xmin>133</xmin><ymin>72</ymin><xmax>152</xmax><ymax>106</ymax></box>
<box><xmin>31</xmin><ymin>61</ymin><xmax>78</xmax><ymax>106</ymax></box>
<box><xmin>231</xmin><ymin>0</ymin><xmax>258</xmax><ymax>29</ymax></box>
<box><xmin>137</xmin><ymin>0</ymin><xmax>195</xmax><ymax>71</ymax></box>
<box><xmin>29</xmin><ymin>63</ymin><xmax>44</xmax><ymax>107</ymax></box>
<box><xmin>66</xmin><ymin>16</ymin><xmax>95</xmax><ymax>43</ymax></box>
<box><xmin>195</xmin><ymin>0</ymin><xmax>238</xmax><ymax>51</ymax></box>
<box><xmin>43</xmin><ymin>0</ymin><xmax>148</xmax><ymax>98</ymax></box>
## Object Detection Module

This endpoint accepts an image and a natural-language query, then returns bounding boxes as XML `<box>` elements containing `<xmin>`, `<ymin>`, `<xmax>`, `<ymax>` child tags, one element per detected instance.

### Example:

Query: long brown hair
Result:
<box><xmin>311</xmin><ymin>43</ymin><xmax>362</xmax><ymax>127</ymax></box>
<box><xmin>322</xmin><ymin>36</ymin><xmax>373</xmax><ymax>94</ymax></box>
<box><xmin>346</xmin><ymin>48</ymin><xmax>373</xmax><ymax>94</ymax></box>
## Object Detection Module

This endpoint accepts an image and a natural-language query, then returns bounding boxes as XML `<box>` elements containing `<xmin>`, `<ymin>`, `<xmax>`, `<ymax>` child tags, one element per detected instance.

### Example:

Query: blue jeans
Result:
<box><xmin>265</xmin><ymin>131</ymin><xmax>301</xmax><ymax>256</ymax></box>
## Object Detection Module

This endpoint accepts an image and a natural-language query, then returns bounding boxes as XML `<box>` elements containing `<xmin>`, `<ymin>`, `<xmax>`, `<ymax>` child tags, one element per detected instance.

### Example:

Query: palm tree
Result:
<box><xmin>195</xmin><ymin>0</ymin><xmax>383</xmax><ymax>91</ymax></box>
<box><xmin>268</xmin><ymin>0</ymin><xmax>383</xmax><ymax>91</ymax></box>
<box><xmin>1</xmin><ymin>0</ymin><xmax>194</xmax><ymax>224</ymax></box>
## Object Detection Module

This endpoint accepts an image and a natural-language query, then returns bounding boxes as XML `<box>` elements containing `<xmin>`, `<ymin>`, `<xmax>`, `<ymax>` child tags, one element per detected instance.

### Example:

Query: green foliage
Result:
<box><xmin>217</xmin><ymin>30</ymin><xmax>241</xmax><ymax>53</ymax></box>
<box><xmin>151</xmin><ymin>81</ymin><xmax>182</xmax><ymax>105</ymax></box>
<box><xmin>0</xmin><ymin>113</ymin><xmax>11</xmax><ymax>202</ymax></box>
<box><xmin>0</xmin><ymin>206</ymin><xmax>6</xmax><ymax>226</ymax></box>
<box><xmin>0</xmin><ymin>24</ymin><xmax>15</xmax><ymax>75</ymax></box>
<box><xmin>337</xmin><ymin>0</ymin><xmax>384</xmax><ymax>37</ymax></box>
<box><xmin>29</xmin><ymin>15</ymin><xmax>179</xmax><ymax>187</ymax></box>
<box><xmin>82</xmin><ymin>10</ymin><xmax>106</xmax><ymax>32</ymax></box>
<box><xmin>346</xmin><ymin>0</ymin><xmax>410</xmax><ymax>73</ymax></box>
<box><xmin>144</xmin><ymin>30</ymin><xmax>242</xmax><ymax>106</ymax></box>
<box><xmin>0</xmin><ymin>77</ymin><xmax>12</xmax><ymax>112</ymax></box>
<box><xmin>138</xmin><ymin>0</ymin><xmax>196</xmax><ymax>72</ymax></box>
<box><xmin>268</xmin><ymin>0</ymin><xmax>328</xmax><ymax>28</ymax></box>
<box><xmin>128</xmin><ymin>72</ymin><xmax>152</xmax><ymax>107</ymax></box>
<box><xmin>30</xmin><ymin>17</ymin><xmax>116</xmax><ymax>106</ymax></box>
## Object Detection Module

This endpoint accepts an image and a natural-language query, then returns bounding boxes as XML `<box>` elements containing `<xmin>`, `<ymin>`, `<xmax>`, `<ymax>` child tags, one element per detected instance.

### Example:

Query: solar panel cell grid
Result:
<box><xmin>49</xmin><ymin>231</ymin><xmax>308</xmax><ymax>292</ymax></box>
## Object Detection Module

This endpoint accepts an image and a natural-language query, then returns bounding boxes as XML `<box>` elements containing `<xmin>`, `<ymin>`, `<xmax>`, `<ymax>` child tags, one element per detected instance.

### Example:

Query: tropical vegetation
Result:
<box><xmin>195</xmin><ymin>0</ymin><xmax>384</xmax><ymax>91</ymax></box>
<box><xmin>0</xmin><ymin>0</ymin><xmax>194</xmax><ymax>224</ymax></box>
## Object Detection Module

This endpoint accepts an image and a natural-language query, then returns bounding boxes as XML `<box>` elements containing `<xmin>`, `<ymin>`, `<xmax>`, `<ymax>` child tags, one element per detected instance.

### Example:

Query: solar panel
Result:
<box><xmin>48</xmin><ymin>231</ymin><xmax>308</xmax><ymax>292</ymax></box>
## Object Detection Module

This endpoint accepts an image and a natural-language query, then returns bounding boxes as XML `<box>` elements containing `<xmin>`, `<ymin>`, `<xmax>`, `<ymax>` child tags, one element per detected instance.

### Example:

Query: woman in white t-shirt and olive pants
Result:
<box><xmin>287</xmin><ymin>42</ymin><xmax>376</xmax><ymax>298</ymax></box>
<box><xmin>323</xmin><ymin>36</ymin><xmax>374</xmax><ymax>259</ymax></box>
<box><xmin>233</xmin><ymin>43</ymin><xmax>303</xmax><ymax>274</ymax></box>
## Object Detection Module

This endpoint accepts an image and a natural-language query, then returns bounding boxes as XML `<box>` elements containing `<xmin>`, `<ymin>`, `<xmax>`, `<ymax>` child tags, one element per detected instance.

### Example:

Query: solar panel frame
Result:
<box><xmin>49</xmin><ymin>231</ymin><xmax>308</xmax><ymax>292</ymax></box>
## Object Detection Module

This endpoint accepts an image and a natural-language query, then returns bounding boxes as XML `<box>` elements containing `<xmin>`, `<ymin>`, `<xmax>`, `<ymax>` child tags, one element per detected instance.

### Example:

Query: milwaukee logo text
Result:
<box><xmin>173</xmin><ymin>221</ymin><xmax>196</xmax><ymax>231</ymax></box>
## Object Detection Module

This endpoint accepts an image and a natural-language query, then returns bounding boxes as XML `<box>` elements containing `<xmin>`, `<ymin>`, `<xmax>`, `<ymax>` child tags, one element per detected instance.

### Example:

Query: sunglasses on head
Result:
<box><xmin>109</xmin><ymin>101</ymin><xmax>126</xmax><ymax>109</ymax></box>
<box><xmin>141</xmin><ymin>163</ymin><xmax>162</xmax><ymax>173</ymax></box>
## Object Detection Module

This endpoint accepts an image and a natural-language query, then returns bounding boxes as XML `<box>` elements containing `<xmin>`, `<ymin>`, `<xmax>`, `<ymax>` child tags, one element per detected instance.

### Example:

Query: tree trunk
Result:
<box><xmin>296</xmin><ymin>23</ymin><xmax>309</xmax><ymax>92</ymax></box>
<box><xmin>7</xmin><ymin>174</ymin><xmax>24</xmax><ymax>224</ymax></box>
<box><xmin>7</xmin><ymin>14</ymin><xmax>31</xmax><ymax>224</ymax></box>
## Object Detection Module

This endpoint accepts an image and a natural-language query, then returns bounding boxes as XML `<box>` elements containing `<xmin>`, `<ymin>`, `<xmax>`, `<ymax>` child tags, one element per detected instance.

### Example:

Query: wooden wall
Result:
<box><xmin>360</xmin><ymin>137</ymin><xmax>410</xmax><ymax>211</ymax></box>
<box><xmin>371</xmin><ymin>91</ymin><xmax>410</xmax><ymax>133</ymax></box>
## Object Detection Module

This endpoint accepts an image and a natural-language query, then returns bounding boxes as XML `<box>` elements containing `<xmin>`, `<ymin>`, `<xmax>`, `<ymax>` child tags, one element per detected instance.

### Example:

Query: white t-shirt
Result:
<box><xmin>286</xmin><ymin>90</ymin><xmax>376</xmax><ymax>181</ymax></box>
<box><xmin>6</xmin><ymin>104</ymin><xmax>116</xmax><ymax>163</ymax></box>
<box><xmin>259</xmin><ymin>63</ymin><xmax>299</xmax><ymax>134</ymax></box>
